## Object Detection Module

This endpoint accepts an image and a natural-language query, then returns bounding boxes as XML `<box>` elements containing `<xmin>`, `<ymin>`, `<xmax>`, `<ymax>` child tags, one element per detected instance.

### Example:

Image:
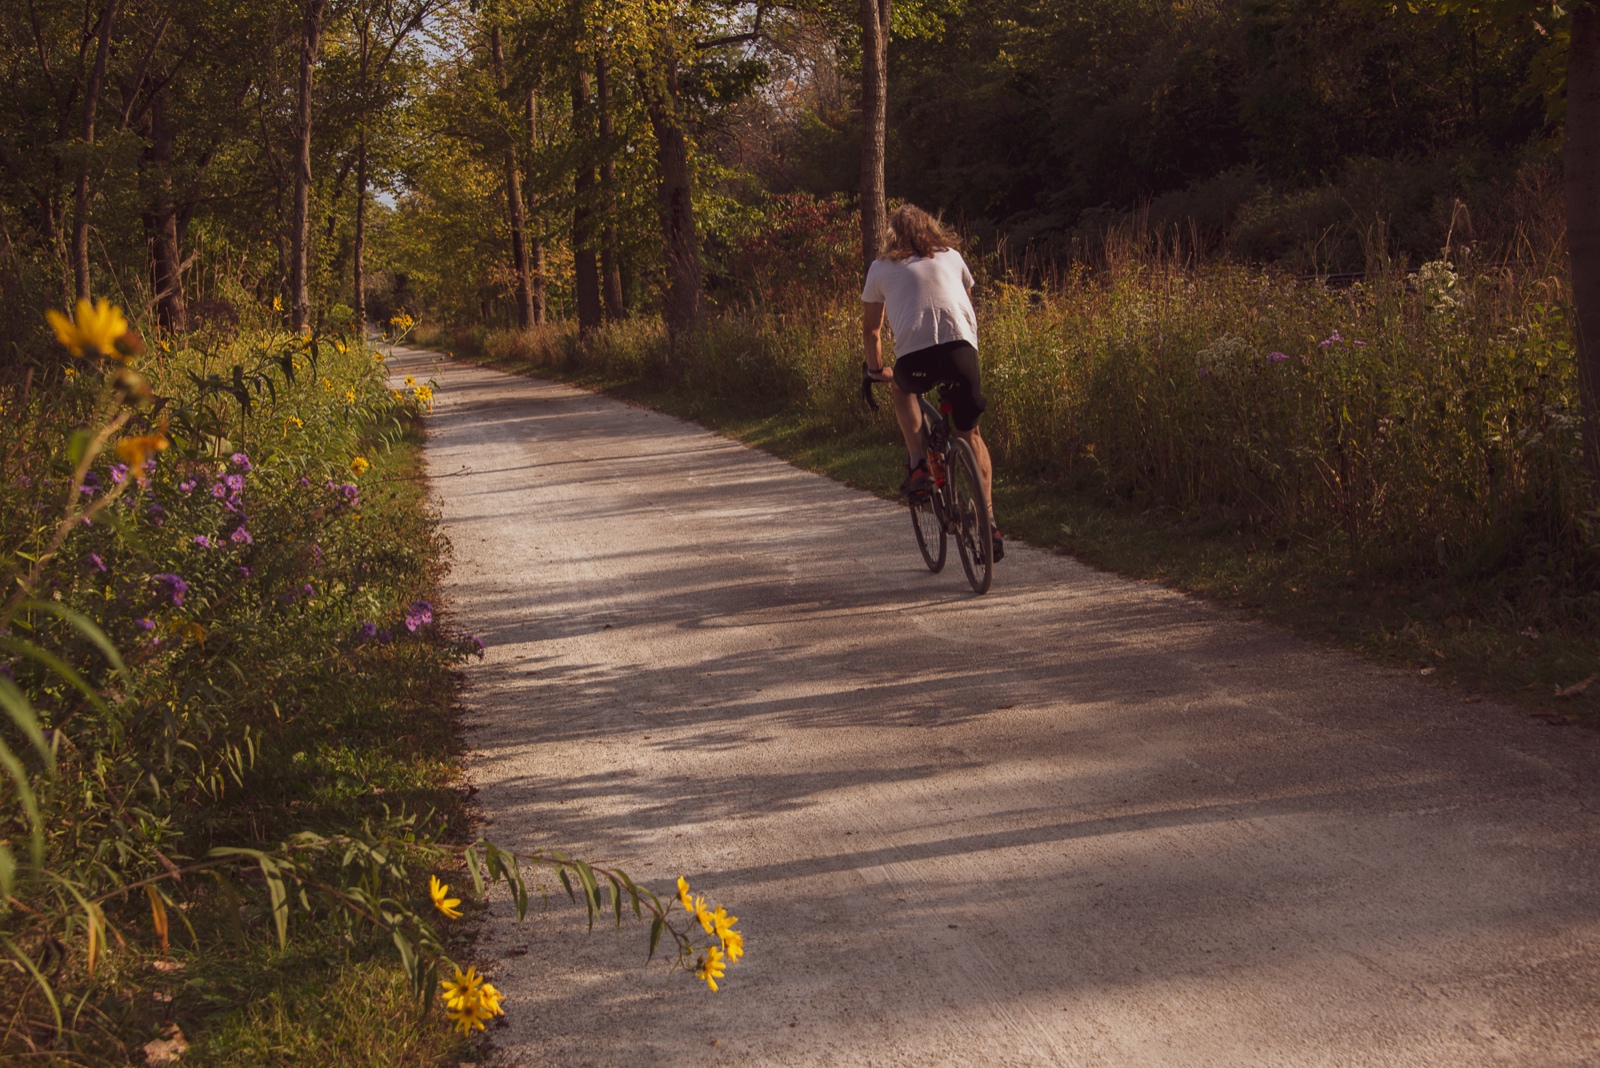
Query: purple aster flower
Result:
<box><xmin>80</xmin><ymin>471</ymin><xmax>100</xmax><ymax>496</ymax></box>
<box><xmin>224</xmin><ymin>474</ymin><xmax>245</xmax><ymax>495</ymax></box>
<box><xmin>87</xmin><ymin>553</ymin><xmax>106</xmax><ymax>572</ymax></box>
<box><xmin>378</xmin><ymin>629</ymin><xmax>393</xmax><ymax>644</ymax></box>
<box><xmin>230</xmin><ymin>452</ymin><xmax>253</xmax><ymax>471</ymax></box>
<box><xmin>147</xmin><ymin>503</ymin><xmax>166</xmax><ymax>520</ymax></box>
<box><xmin>404</xmin><ymin>600</ymin><xmax>434</xmax><ymax>632</ymax></box>
<box><xmin>358</xmin><ymin>621</ymin><xmax>378</xmax><ymax>641</ymax></box>
<box><xmin>238</xmin><ymin>565</ymin><xmax>252</xmax><ymax>577</ymax></box>
<box><xmin>299</xmin><ymin>476</ymin><xmax>312</xmax><ymax>488</ymax></box>
<box><xmin>211</xmin><ymin>482</ymin><xmax>228</xmax><ymax>499</ymax></box>
<box><xmin>135</xmin><ymin>618</ymin><xmax>155</xmax><ymax>631</ymax></box>
<box><xmin>310</xmin><ymin>543</ymin><xmax>323</xmax><ymax>563</ymax></box>
<box><xmin>1353</xmin><ymin>339</ymin><xmax>1367</xmax><ymax>346</ymax></box>
<box><xmin>0</xmin><ymin>662</ymin><xmax>11</xmax><ymax>681</ymax></box>
<box><xmin>467</xmin><ymin>634</ymin><xmax>486</xmax><ymax>658</ymax></box>
<box><xmin>339</xmin><ymin>483</ymin><xmax>360</xmax><ymax>506</ymax></box>
<box><xmin>153</xmin><ymin>573</ymin><xmax>188</xmax><ymax>606</ymax></box>
<box><xmin>302</xmin><ymin>583</ymin><xmax>314</xmax><ymax>598</ymax></box>
<box><xmin>230</xmin><ymin>526</ymin><xmax>253</xmax><ymax>545</ymax></box>
<box><xmin>179</xmin><ymin>479</ymin><xmax>197</xmax><ymax>494</ymax></box>
<box><xmin>109</xmin><ymin>464</ymin><xmax>129</xmax><ymax>485</ymax></box>
<box><xmin>193</xmin><ymin>535</ymin><xmax>213</xmax><ymax>548</ymax></box>
<box><xmin>1268</xmin><ymin>352</ymin><xmax>1287</xmax><ymax>362</ymax></box>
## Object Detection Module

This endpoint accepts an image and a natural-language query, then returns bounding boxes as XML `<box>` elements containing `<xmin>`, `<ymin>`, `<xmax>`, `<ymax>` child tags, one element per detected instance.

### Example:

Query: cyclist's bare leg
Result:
<box><xmin>891</xmin><ymin>383</ymin><xmax>925</xmax><ymax>465</ymax></box>
<box><xmin>952</xmin><ymin>423</ymin><xmax>994</xmax><ymax>518</ymax></box>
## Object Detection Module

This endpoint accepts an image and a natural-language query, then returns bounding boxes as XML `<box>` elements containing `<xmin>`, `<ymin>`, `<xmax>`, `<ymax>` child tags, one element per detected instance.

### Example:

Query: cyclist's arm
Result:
<box><xmin>863</xmin><ymin>301</ymin><xmax>891</xmax><ymax>380</ymax></box>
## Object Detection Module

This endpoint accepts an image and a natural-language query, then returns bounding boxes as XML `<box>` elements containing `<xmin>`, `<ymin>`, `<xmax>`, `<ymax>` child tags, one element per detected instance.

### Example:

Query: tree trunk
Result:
<box><xmin>290</xmin><ymin>0</ymin><xmax>327</xmax><ymax>332</ymax></box>
<box><xmin>571</xmin><ymin>52</ymin><xmax>602</xmax><ymax>332</ymax></box>
<box><xmin>858</xmin><ymin>0</ymin><xmax>890</xmax><ymax>271</ymax></box>
<box><xmin>1571</xmin><ymin>3</ymin><xmax>1600</xmax><ymax>481</ymax></box>
<box><xmin>146</xmin><ymin>86</ymin><xmax>185</xmax><ymax>332</ymax></box>
<box><xmin>596</xmin><ymin>46</ymin><xmax>625</xmax><ymax>320</ymax></box>
<box><xmin>492</xmin><ymin>25</ymin><xmax>535</xmax><ymax>331</ymax></box>
<box><xmin>641</xmin><ymin>48</ymin><xmax>702</xmax><ymax>336</ymax></box>
<box><xmin>73</xmin><ymin>0</ymin><xmax>121</xmax><ymax>303</ymax></box>
<box><xmin>528</xmin><ymin>89</ymin><xmax>547</xmax><ymax>324</ymax></box>
<box><xmin>354</xmin><ymin>127</ymin><xmax>368</xmax><ymax>331</ymax></box>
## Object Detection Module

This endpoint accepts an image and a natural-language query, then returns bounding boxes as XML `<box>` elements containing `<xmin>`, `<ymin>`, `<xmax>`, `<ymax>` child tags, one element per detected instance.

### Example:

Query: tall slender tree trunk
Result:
<box><xmin>571</xmin><ymin>46</ymin><xmax>602</xmax><ymax>332</ymax></box>
<box><xmin>858</xmin><ymin>0</ymin><xmax>890</xmax><ymax>271</ymax></box>
<box><xmin>1571</xmin><ymin>3</ymin><xmax>1600</xmax><ymax>481</ymax></box>
<box><xmin>354</xmin><ymin>127</ymin><xmax>368</xmax><ymax>331</ymax></box>
<box><xmin>641</xmin><ymin>47</ymin><xmax>702</xmax><ymax>336</ymax></box>
<box><xmin>596</xmin><ymin>46</ymin><xmax>625</xmax><ymax>320</ymax></box>
<box><xmin>73</xmin><ymin>0</ymin><xmax>121</xmax><ymax>303</ymax></box>
<box><xmin>528</xmin><ymin>89</ymin><xmax>547</xmax><ymax>324</ymax></box>
<box><xmin>290</xmin><ymin>0</ymin><xmax>327</xmax><ymax>331</ymax></box>
<box><xmin>492</xmin><ymin>25</ymin><xmax>535</xmax><ymax>330</ymax></box>
<box><xmin>146</xmin><ymin>86</ymin><xmax>185</xmax><ymax>332</ymax></box>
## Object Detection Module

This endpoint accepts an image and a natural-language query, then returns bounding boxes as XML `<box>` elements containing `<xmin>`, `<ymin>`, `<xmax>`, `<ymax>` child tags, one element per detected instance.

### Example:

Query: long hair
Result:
<box><xmin>881</xmin><ymin>204</ymin><xmax>960</xmax><ymax>261</ymax></box>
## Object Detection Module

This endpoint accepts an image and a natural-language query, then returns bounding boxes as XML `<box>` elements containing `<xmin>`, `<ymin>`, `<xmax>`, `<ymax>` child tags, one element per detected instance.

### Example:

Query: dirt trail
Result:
<box><xmin>388</xmin><ymin>345</ymin><xmax>1600</xmax><ymax>1067</ymax></box>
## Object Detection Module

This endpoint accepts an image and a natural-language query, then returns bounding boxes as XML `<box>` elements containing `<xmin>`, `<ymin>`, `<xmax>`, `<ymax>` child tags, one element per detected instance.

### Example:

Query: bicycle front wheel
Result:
<box><xmin>947</xmin><ymin>438</ymin><xmax>993</xmax><ymax>594</ymax></box>
<box><xmin>910</xmin><ymin>493</ymin><xmax>946</xmax><ymax>572</ymax></box>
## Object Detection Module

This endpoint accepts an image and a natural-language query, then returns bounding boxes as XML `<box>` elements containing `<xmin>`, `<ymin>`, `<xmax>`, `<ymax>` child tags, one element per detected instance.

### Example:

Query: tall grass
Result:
<box><xmin>443</xmin><ymin>241</ymin><xmax>1593</xmax><ymax>626</ymax></box>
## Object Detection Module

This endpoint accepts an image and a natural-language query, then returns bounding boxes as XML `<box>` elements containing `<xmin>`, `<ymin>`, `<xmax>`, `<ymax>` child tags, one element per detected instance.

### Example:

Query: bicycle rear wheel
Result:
<box><xmin>947</xmin><ymin>438</ymin><xmax>993</xmax><ymax>594</ymax></box>
<box><xmin>910</xmin><ymin>492</ymin><xmax>946</xmax><ymax>572</ymax></box>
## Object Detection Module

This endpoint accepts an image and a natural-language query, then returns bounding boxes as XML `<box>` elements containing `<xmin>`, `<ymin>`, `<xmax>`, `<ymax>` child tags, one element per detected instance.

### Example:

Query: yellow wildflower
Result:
<box><xmin>334</xmin><ymin>339</ymin><xmax>347</xmax><ymax>355</ymax></box>
<box><xmin>46</xmin><ymin>299</ymin><xmax>129</xmax><ymax>359</ymax></box>
<box><xmin>429</xmin><ymin>875</ymin><xmax>462</xmax><ymax>919</ymax></box>
<box><xmin>115</xmin><ymin>432</ymin><xmax>170</xmax><ymax>479</ymax></box>
<box><xmin>404</xmin><ymin>375</ymin><xmax>416</xmax><ymax>387</ymax></box>
<box><xmin>412</xmin><ymin>385</ymin><xmax>433</xmax><ymax>407</ymax></box>
<box><xmin>272</xmin><ymin>296</ymin><xmax>283</xmax><ymax>312</ymax></box>
<box><xmin>63</xmin><ymin>366</ymin><xmax>78</xmax><ymax>380</ymax></box>
<box><xmin>344</xmin><ymin>388</ymin><xmax>356</xmax><ymax>404</ymax></box>
<box><xmin>710</xmin><ymin>906</ymin><xmax>738</xmax><ymax>941</ymax></box>
<box><xmin>721</xmin><ymin>928</ymin><xmax>744</xmax><ymax>963</ymax></box>
<box><xmin>677</xmin><ymin>876</ymin><xmax>693</xmax><ymax>911</ymax></box>
<box><xmin>440</xmin><ymin>966</ymin><xmax>504</xmax><ymax>1034</ymax></box>
<box><xmin>695</xmin><ymin>946</ymin><xmax>726</xmax><ymax>992</ymax></box>
<box><xmin>321</xmin><ymin>377</ymin><xmax>334</xmax><ymax>392</ymax></box>
<box><xmin>350</xmin><ymin>456</ymin><xmax>370</xmax><ymax>476</ymax></box>
<box><xmin>288</xmin><ymin>416</ymin><xmax>304</xmax><ymax>430</ymax></box>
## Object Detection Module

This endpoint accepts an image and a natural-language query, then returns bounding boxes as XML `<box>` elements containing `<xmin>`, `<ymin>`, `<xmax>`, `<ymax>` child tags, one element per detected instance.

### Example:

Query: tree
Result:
<box><xmin>290</xmin><ymin>0</ymin><xmax>330</xmax><ymax>331</ymax></box>
<box><xmin>490</xmin><ymin>20</ymin><xmax>536</xmax><ymax>329</ymax></box>
<box><xmin>1571</xmin><ymin>3</ymin><xmax>1600</xmax><ymax>477</ymax></box>
<box><xmin>858</xmin><ymin>0</ymin><xmax>888</xmax><ymax>270</ymax></box>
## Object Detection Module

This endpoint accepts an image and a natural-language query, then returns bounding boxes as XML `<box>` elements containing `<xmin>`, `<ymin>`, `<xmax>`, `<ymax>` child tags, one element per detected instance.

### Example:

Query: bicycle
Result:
<box><xmin>862</xmin><ymin>363</ymin><xmax>994</xmax><ymax>594</ymax></box>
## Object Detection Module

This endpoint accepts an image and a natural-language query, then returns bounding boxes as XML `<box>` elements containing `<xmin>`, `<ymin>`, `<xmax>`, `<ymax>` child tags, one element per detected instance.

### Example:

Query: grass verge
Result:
<box><xmin>426</xmin><ymin>322</ymin><xmax>1600</xmax><ymax>727</ymax></box>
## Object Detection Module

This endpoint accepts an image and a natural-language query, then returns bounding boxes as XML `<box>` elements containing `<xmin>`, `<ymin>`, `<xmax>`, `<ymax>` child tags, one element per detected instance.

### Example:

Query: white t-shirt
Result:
<box><xmin>860</xmin><ymin>248</ymin><xmax>978</xmax><ymax>355</ymax></box>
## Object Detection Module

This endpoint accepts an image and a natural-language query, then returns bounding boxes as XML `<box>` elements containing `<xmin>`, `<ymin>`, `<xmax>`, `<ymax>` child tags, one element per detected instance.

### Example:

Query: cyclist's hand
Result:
<box><xmin>866</xmin><ymin>366</ymin><xmax>893</xmax><ymax>382</ymax></box>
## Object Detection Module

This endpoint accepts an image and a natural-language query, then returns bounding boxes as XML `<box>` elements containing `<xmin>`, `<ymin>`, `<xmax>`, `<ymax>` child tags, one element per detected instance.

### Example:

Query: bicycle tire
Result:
<box><xmin>947</xmin><ymin>438</ymin><xmax>993</xmax><ymax>594</ymax></box>
<box><xmin>910</xmin><ymin>492</ymin><xmax>946</xmax><ymax>572</ymax></box>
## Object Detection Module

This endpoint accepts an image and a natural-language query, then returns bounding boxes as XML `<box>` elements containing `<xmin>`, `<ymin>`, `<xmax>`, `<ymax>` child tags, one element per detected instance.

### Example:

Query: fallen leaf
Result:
<box><xmin>144</xmin><ymin>1025</ymin><xmax>187</xmax><ymax>1066</ymax></box>
<box><xmin>150</xmin><ymin>960</ymin><xmax>184</xmax><ymax>973</ymax></box>
<box><xmin>1554</xmin><ymin>674</ymin><xmax>1596</xmax><ymax>699</ymax></box>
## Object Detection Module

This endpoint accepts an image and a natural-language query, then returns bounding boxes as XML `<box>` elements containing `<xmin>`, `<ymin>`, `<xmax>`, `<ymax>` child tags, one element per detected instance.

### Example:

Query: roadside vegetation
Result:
<box><xmin>423</xmin><ymin>214</ymin><xmax>1600</xmax><ymax>721</ymax></box>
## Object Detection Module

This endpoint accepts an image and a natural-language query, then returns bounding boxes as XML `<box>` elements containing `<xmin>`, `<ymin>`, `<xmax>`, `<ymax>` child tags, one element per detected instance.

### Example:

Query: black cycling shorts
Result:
<box><xmin>892</xmin><ymin>339</ymin><xmax>986</xmax><ymax>432</ymax></box>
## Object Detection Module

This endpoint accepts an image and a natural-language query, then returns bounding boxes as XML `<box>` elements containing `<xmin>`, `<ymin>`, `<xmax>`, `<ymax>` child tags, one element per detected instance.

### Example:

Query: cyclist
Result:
<box><xmin>862</xmin><ymin>203</ymin><xmax>1002</xmax><ymax>561</ymax></box>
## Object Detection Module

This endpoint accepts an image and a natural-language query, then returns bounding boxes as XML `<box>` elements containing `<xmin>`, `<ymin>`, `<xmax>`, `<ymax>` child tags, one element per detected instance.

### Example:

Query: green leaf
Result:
<box><xmin>16</xmin><ymin>599</ymin><xmax>125</xmax><ymax>674</ymax></box>
<box><xmin>0</xmin><ymin>734</ymin><xmax>44</xmax><ymax>869</ymax></box>
<box><xmin>260</xmin><ymin>858</ymin><xmax>289</xmax><ymax>950</ymax></box>
<box><xmin>465</xmin><ymin>845</ymin><xmax>485</xmax><ymax>898</ymax></box>
<box><xmin>647</xmin><ymin>916</ymin><xmax>665</xmax><ymax>962</ymax></box>
<box><xmin>558</xmin><ymin>868</ymin><xmax>575</xmax><ymax>902</ymax></box>
<box><xmin>0</xmin><ymin>676</ymin><xmax>54</xmax><ymax>767</ymax></box>
<box><xmin>574</xmin><ymin>861</ymin><xmax>601</xmax><ymax>930</ymax></box>
<box><xmin>67</xmin><ymin>429</ymin><xmax>94</xmax><ymax>468</ymax></box>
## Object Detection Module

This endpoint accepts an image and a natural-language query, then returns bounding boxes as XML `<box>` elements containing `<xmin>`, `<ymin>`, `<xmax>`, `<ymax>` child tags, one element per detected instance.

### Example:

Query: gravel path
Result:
<box><xmin>388</xmin><ymin>345</ymin><xmax>1600</xmax><ymax>1067</ymax></box>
